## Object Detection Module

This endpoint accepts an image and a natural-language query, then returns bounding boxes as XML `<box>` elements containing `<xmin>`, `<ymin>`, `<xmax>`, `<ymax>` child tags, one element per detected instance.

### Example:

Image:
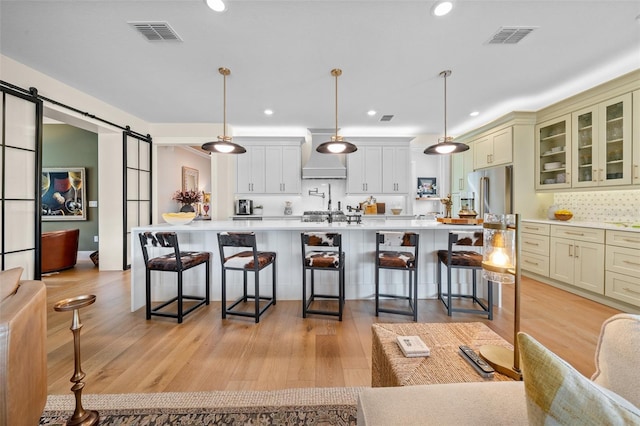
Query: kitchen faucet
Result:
<box><xmin>327</xmin><ymin>183</ymin><xmax>332</xmax><ymax>212</ymax></box>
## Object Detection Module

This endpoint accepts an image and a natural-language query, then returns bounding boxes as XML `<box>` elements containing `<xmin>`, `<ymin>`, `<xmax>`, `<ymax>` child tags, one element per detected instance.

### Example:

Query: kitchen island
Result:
<box><xmin>130</xmin><ymin>219</ymin><xmax>487</xmax><ymax>312</ymax></box>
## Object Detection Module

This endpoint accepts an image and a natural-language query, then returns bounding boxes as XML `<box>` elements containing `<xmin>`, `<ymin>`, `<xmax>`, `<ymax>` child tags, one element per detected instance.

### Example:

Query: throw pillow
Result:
<box><xmin>517</xmin><ymin>332</ymin><xmax>640</xmax><ymax>425</ymax></box>
<box><xmin>0</xmin><ymin>266</ymin><xmax>23</xmax><ymax>302</ymax></box>
<box><xmin>591</xmin><ymin>313</ymin><xmax>640</xmax><ymax>407</ymax></box>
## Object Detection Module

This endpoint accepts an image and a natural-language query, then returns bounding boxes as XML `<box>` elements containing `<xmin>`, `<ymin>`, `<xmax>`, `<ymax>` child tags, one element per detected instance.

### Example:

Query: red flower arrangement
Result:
<box><xmin>172</xmin><ymin>190</ymin><xmax>202</xmax><ymax>205</ymax></box>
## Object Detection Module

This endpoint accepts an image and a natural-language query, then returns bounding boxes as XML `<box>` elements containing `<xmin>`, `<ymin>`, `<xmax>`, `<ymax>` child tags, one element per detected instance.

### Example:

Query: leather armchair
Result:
<box><xmin>0</xmin><ymin>267</ymin><xmax>47</xmax><ymax>426</ymax></box>
<box><xmin>41</xmin><ymin>228</ymin><xmax>79</xmax><ymax>273</ymax></box>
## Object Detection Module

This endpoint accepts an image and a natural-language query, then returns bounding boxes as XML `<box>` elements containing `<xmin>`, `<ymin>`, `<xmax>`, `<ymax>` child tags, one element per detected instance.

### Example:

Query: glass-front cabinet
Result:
<box><xmin>572</xmin><ymin>94</ymin><xmax>631</xmax><ymax>187</ymax></box>
<box><xmin>536</xmin><ymin>115</ymin><xmax>571</xmax><ymax>190</ymax></box>
<box><xmin>599</xmin><ymin>94</ymin><xmax>632</xmax><ymax>186</ymax></box>
<box><xmin>537</xmin><ymin>94</ymin><xmax>632</xmax><ymax>191</ymax></box>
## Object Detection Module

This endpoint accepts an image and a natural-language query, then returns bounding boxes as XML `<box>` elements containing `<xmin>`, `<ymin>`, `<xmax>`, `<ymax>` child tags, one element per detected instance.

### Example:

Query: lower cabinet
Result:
<box><xmin>605</xmin><ymin>230</ymin><xmax>640</xmax><ymax>307</ymax></box>
<box><xmin>521</xmin><ymin>222</ymin><xmax>550</xmax><ymax>277</ymax></box>
<box><xmin>549</xmin><ymin>225</ymin><xmax>605</xmax><ymax>294</ymax></box>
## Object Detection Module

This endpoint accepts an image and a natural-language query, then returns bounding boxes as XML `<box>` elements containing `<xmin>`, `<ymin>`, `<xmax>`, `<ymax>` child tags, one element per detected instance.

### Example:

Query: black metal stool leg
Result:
<box><xmin>221</xmin><ymin>268</ymin><xmax>227</xmax><ymax>319</ymax></box>
<box><xmin>177</xmin><ymin>272</ymin><xmax>183</xmax><ymax>324</ymax></box>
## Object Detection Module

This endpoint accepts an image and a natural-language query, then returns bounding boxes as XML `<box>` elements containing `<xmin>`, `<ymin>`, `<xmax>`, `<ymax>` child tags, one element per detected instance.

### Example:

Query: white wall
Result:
<box><xmin>156</xmin><ymin>146</ymin><xmax>212</xmax><ymax>216</ymax></box>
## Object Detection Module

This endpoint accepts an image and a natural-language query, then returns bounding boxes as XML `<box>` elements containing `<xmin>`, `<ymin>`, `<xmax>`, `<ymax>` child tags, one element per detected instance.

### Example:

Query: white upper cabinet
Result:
<box><xmin>265</xmin><ymin>145</ymin><xmax>301</xmax><ymax>194</ymax></box>
<box><xmin>631</xmin><ymin>90</ymin><xmax>639</xmax><ymax>185</ymax></box>
<box><xmin>236</xmin><ymin>138</ymin><xmax>302</xmax><ymax>195</ymax></box>
<box><xmin>382</xmin><ymin>146</ymin><xmax>409</xmax><ymax>193</ymax></box>
<box><xmin>236</xmin><ymin>145</ymin><xmax>266</xmax><ymax>193</ymax></box>
<box><xmin>536</xmin><ymin>115</ymin><xmax>572</xmax><ymax>190</ymax></box>
<box><xmin>347</xmin><ymin>145</ymin><xmax>383</xmax><ymax>194</ymax></box>
<box><xmin>572</xmin><ymin>94</ymin><xmax>632</xmax><ymax>187</ymax></box>
<box><xmin>474</xmin><ymin>127</ymin><xmax>512</xmax><ymax>169</ymax></box>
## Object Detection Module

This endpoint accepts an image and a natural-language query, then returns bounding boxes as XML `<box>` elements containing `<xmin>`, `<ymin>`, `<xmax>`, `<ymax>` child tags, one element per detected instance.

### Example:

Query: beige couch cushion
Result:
<box><xmin>0</xmin><ymin>267</ymin><xmax>23</xmax><ymax>302</ymax></box>
<box><xmin>518</xmin><ymin>332</ymin><xmax>640</xmax><ymax>425</ymax></box>
<box><xmin>357</xmin><ymin>381</ymin><xmax>527</xmax><ymax>425</ymax></box>
<box><xmin>591</xmin><ymin>313</ymin><xmax>640</xmax><ymax>407</ymax></box>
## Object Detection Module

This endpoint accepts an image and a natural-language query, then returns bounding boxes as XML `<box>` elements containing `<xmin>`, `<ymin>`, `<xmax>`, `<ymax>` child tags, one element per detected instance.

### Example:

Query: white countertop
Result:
<box><xmin>134</xmin><ymin>219</ymin><xmax>482</xmax><ymax>232</ymax></box>
<box><xmin>523</xmin><ymin>219</ymin><xmax>640</xmax><ymax>233</ymax></box>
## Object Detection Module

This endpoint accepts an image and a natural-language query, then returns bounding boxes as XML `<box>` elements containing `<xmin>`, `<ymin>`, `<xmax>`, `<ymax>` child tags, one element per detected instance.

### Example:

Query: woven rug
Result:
<box><xmin>40</xmin><ymin>387</ymin><xmax>365</xmax><ymax>425</ymax></box>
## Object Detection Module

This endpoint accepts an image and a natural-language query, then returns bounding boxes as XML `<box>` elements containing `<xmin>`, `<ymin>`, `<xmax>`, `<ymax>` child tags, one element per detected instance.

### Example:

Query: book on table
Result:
<box><xmin>396</xmin><ymin>335</ymin><xmax>430</xmax><ymax>357</ymax></box>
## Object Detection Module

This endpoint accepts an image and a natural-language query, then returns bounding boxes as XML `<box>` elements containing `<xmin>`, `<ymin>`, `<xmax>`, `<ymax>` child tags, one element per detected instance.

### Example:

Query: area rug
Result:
<box><xmin>40</xmin><ymin>387</ymin><xmax>365</xmax><ymax>425</ymax></box>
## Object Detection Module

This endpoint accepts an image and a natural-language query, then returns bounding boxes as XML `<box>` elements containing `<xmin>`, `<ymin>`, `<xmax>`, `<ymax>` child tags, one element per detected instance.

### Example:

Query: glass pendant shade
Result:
<box><xmin>482</xmin><ymin>214</ymin><xmax>516</xmax><ymax>283</ymax></box>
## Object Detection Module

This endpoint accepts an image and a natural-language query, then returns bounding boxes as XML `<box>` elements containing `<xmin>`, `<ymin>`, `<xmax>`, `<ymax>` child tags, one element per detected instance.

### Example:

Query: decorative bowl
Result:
<box><xmin>391</xmin><ymin>208</ymin><xmax>402</xmax><ymax>215</ymax></box>
<box><xmin>554</xmin><ymin>212</ymin><xmax>573</xmax><ymax>221</ymax></box>
<box><xmin>162</xmin><ymin>212</ymin><xmax>196</xmax><ymax>225</ymax></box>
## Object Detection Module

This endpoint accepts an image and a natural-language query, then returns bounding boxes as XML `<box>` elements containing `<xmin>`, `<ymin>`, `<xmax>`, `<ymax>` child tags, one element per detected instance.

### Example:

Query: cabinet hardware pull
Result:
<box><xmin>623</xmin><ymin>260</ymin><xmax>640</xmax><ymax>266</ymax></box>
<box><xmin>524</xmin><ymin>260</ymin><xmax>539</xmax><ymax>266</ymax></box>
<box><xmin>575</xmin><ymin>246</ymin><xmax>580</xmax><ymax>258</ymax></box>
<box><xmin>565</xmin><ymin>232</ymin><xmax>584</xmax><ymax>236</ymax></box>
<box><xmin>623</xmin><ymin>238</ymin><xmax>640</xmax><ymax>243</ymax></box>
<box><xmin>523</xmin><ymin>226</ymin><xmax>540</xmax><ymax>231</ymax></box>
<box><xmin>569</xmin><ymin>245</ymin><xmax>573</xmax><ymax>257</ymax></box>
<box><xmin>524</xmin><ymin>242</ymin><xmax>539</xmax><ymax>246</ymax></box>
<box><xmin>634</xmin><ymin>164</ymin><xmax>639</xmax><ymax>179</ymax></box>
<box><xmin>459</xmin><ymin>178</ymin><xmax>463</xmax><ymax>191</ymax></box>
<box><xmin>623</xmin><ymin>287</ymin><xmax>640</xmax><ymax>296</ymax></box>
<box><xmin>599</xmin><ymin>168</ymin><xmax>603</xmax><ymax>181</ymax></box>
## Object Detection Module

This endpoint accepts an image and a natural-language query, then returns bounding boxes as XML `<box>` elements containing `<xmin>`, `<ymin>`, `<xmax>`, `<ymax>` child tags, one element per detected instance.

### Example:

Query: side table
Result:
<box><xmin>372</xmin><ymin>322</ymin><xmax>515</xmax><ymax>387</ymax></box>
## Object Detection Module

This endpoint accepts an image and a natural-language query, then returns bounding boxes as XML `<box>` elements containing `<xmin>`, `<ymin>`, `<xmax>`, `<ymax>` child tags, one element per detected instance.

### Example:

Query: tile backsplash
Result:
<box><xmin>554</xmin><ymin>190</ymin><xmax>640</xmax><ymax>222</ymax></box>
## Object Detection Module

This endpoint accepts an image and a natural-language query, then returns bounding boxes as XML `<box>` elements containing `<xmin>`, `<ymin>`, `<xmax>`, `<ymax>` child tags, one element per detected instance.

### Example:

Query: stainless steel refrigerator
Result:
<box><xmin>467</xmin><ymin>165</ymin><xmax>513</xmax><ymax>217</ymax></box>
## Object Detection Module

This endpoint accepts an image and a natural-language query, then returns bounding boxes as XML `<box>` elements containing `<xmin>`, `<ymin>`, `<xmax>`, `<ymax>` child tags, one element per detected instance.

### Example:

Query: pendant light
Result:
<box><xmin>424</xmin><ymin>70</ymin><xmax>469</xmax><ymax>155</ymax></box>
<box><xmin>316</xmin><ymin>69</ymin><xmax>358</xmax><ymax>154</ymax></box>
<box><xmin>201</xmin><ymin>67</ymin><xmax>246</xmax><ymax>154</ymax></box>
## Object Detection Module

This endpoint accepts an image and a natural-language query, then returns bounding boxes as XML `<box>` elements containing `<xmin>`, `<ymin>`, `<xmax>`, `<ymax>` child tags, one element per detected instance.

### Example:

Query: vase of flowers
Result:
<box><xmin>172</xmin><ymin>190</ymin><xmax>202</xmax><ymax>213</ymax></box>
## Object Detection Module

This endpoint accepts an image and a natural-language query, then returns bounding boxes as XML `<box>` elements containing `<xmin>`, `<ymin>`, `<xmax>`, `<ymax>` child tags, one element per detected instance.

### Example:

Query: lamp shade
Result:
<box><xmin>482</xmin><ymin>213</ymin><xmax>516</xmax><ymax>284</ymax></box>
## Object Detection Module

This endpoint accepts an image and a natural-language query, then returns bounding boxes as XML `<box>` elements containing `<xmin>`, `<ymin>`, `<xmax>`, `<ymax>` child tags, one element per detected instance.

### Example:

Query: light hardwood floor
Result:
<box><xmin>43</xmin><ymin>260</ymin><xmax>620</xmax><ymax>395</ymax></box>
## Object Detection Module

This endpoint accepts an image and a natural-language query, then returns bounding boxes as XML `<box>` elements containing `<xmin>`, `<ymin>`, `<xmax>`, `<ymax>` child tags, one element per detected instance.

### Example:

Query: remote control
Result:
<box><xmin>459</xmin><ymin>345</ymin><xmax>495</xmax><ymax>378</ymax></box>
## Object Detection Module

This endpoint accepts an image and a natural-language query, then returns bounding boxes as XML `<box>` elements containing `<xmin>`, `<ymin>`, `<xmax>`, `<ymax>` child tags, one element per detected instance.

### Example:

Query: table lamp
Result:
<box><xmin>479</xmin><ymin>213</ymin><xmax>523</xmax><ymax>381</ymax></box>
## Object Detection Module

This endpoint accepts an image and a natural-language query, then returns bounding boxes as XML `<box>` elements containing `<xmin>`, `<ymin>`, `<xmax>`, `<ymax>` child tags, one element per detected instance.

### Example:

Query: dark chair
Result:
<box><xmin>301</xmin><ymin>232</ymin><xmax>345</xmax><ymax>321</ymax></box>
<box><xmin>375</xmin><ymin>231</ymin><xmax>419</xmax><ymax>321</ymax></box>
<box><xmin>138</xmin><ymin>231</ymin><xmax>211</xmax><ymax>323</ymax></box>
<box><xmin>217</xmin><ymin>232</ymin><xmax>276</xmax><ymax>323</ymax></box>
<box><xmin>436</xmin><ymin>231</ymin><xmax>493</xmax><ymax>319</ymax></box>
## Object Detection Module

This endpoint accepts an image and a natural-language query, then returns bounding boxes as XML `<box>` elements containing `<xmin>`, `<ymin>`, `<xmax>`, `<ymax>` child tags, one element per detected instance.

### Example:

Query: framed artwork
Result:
<box><xmin>42</xmin><ymin>167</ymin><xmax>87</xmax><ymax>220</ymax></box>
<box><xmin>182</xmin><ymin>166</ymin><xmax>199</xmax><ymax>192</ymax></box>
<box><xmin>417</xmin><ymin>177</ymin><xmax>437</xmax><ymax>197</ymax></box>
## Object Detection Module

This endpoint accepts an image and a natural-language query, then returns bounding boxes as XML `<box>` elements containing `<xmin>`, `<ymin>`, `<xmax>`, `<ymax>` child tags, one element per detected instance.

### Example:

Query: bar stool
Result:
<box><xmin>217</xmin><ymin>232</ymin><xmax>276</xmax><ymax>323</ymax></box>
<box><xmin>436</xmin><ymin>231</ymin><xmax>493</xmax><ymax>319</ymax></box>
<box><xmin>301</xmin><ymin>232</ymin><xmax>345</xmax><ymax>321</ymax></box>
<box><xmin>138</xmin><ymin>231</ymin><xmax>211</xmax><ymax>324</ymax></box>
<box><xmin>375</xmin><ymin>231</ymin><xmax>419</xmax><ymax>321</ymax></box>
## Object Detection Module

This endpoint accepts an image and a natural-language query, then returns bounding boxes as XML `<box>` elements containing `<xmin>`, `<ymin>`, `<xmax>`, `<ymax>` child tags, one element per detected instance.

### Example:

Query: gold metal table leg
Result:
<box><xmin>54</xmin><ymin>294</ymin><xmax>99</xmax><ymax>426</ymax></box>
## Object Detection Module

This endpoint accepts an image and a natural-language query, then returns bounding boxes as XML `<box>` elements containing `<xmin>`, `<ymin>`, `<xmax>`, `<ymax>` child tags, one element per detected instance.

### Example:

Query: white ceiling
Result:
<box><xmin>1</xmin><ymin>0</ymin><xmax>639</xmax><ymax>139</ymax></box>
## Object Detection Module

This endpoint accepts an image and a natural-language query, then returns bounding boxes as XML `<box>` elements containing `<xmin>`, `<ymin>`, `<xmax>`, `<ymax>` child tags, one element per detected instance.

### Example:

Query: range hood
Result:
<box><xmin>302</xmin><ymin>130</ymin><xmax>347</xmax><ymax>179</ymax></box>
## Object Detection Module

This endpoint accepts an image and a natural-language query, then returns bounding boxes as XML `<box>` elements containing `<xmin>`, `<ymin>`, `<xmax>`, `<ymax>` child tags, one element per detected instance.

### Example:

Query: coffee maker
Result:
<box><xmin>235</xmin><ymin>199</ymin><xmax>253</xmax><ymax>215</ymax></box>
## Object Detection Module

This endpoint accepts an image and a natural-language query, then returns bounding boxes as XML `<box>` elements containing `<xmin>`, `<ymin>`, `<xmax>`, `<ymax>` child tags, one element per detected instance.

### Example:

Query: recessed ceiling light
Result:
<box><xmin>367</xmin><ymin>110</ymin><xmax>376</xmax><ymax>116</ymax></box>
<box><xmin>432</xmin><ymin>1</ymin><xmax>453</xmax><ymax>17</ymax></box>
<box><xmin>205</xmin><ymin>0</ymin><xmax>226</xmax><ymax>12</ymax></box>
<box><xmin>264</xmin><ymin>109</ymin><xmax>274</xmax><ymax>116</ymax></box>
<box><xmin>470</xmin><ymin>111</ymin><xmax>479</xmax><ymax>117</ymax></box>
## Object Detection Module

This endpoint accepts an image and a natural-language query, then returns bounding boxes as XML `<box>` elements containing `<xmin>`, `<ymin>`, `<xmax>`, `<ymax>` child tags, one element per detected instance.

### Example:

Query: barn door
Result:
<box><xmin>0</xmin><ymin>86</ymin><xmax>43</xmax><ymax>279</ymax></box>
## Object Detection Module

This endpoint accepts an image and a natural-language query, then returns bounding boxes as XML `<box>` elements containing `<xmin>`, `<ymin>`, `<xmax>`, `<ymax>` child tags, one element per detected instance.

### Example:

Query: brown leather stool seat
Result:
<box><xmin>139</xmin><ymin>231</ymin><xmax>211</xmax><ymax>323</ymax></box>
<box><xmin>301</xmin><ymin>232</ymin><xmax>345</xmax><ymax>321</ymax></box>
<box><xmin>375</xmin><ymin>232</ymin><xmax>419</xmax><ymax>321</ymax></box>
<box><xmin>436</xmin><ymin>231</ymin><xmax>492</xmax><ymax>319</ymax></box>
<box><xmin>217</xmin><ymin>232</ymin><xmax>277</xmax><ymax>323</ymax></box>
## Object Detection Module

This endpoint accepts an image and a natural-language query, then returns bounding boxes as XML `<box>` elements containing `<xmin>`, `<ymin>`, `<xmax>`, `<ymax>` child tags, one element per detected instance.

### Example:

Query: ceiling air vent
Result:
<box><xmin>128</xmin><ymin>21</ymin><xmax>183</xmax><ymax>42</ymax></box>
<box><xmin>487</xmin><ymin>26</ymin><xmax>536</xmax><ymax>44</ymax></box>
<box><xmin>380</xmin><ymin>115</ymin><xmax>394</xmax><ymax>122</ymax></box>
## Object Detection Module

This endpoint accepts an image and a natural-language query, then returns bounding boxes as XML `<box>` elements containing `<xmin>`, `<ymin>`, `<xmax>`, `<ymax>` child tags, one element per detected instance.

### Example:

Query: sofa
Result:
<box><xmin>0</xmin><ymin>267</ymin><xmax>48</xmax><ymax>426</ymax></box>
<box><xmin>358</xmin><ymin>314</ymin><xmax>640</xmax><ymax>425</ymax></box>
<box><xmin>41</xmin><ymin>228</ymin><xmax>79</xmax><ymax>273</ymax></box>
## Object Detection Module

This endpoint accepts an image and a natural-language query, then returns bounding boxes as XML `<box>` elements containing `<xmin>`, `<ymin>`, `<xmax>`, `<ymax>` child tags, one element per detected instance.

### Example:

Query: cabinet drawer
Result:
<box><xmin>606</xmin><ymin>245</ymin><xmax>640</xmax><ymax>278</ymax></box>
<box><xmin>521</xmin><ymin>252</ymin><xmax>549</xmax><ymax>277</ymax></box>
<box><xmin>606</xmin><ymin>230</ymin><xmax>640</xmax><ymax>250</ymax></box>
<box><xmin>605</xmin><ymin>271</ymin><xmax>640</xmax><ymax>307</ymax></box>
<box><xmin>522</xmin><ymin>233</ymin><xmax>549</xmax><ymax>256</ymax></box>
<box><xmin>521</xmin><ymin>222</ymin><xmax>550</xmax><ymax>236</ymax></box>
<box><xmin>551</xmin><ymin>225</ymin><xmax>604</xmax><ymax>243</ymax></box>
